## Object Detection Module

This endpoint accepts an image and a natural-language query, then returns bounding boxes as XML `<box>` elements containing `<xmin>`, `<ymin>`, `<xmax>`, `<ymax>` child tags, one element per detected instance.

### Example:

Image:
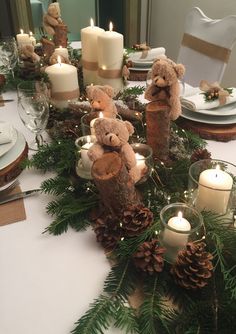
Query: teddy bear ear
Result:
<box><xmin>124</xmin><ymin>121</ymin><xmax>134</xmax><ymax>135</ymax></box>
<box><xmin>100</xmin><ymin>85</ymin><xmax>115</xmax><ymax>98</ymax></box>
<box><xmin>86</xmin><ymin>85</ymin><xmax>94</xmax><ymax>99</ymax></box>
<box><xmin>174</xmin><ymin>63</ymin><xmax>185</xmax><ymax>79</ymax></box>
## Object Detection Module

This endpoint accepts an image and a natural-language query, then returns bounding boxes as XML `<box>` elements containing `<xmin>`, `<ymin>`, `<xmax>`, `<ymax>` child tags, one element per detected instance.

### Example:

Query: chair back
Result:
<box><xmin>177</xmin><ymin>7</ymin><xmax>236</xmax><ymax>86</ymax></box>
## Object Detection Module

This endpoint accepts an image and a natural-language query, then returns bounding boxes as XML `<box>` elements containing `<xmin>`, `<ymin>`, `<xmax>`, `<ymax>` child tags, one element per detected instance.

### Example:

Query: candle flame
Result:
<box><xmin>109</xmin><ymin>21</ymin><xmax>113</xmax><ymax>32</ymax></box>
<box><xmin>99</xmin><ymin>112</ymin><xmax>103</xmax><ymax>118</ymax></box>
<box><xmin>57</xmin><ymin>55</ymin><xmax>62</xmax><ymax>66</ymax></box>
<box><xmin>29</xmin><ymin>31</ymin><xmax>33</xmax><ymax>36</ymax></box>
<box><xmin>90</xmin><ymin>18</ymin><xmax>94</xmax><ymax>28</ymax></box>
<box><xmin>20</xmin><ymin>29</ymin><xmax>24</xmax><ymax>34</ymax></box>
<box><xmin>59</xmin><ymin>45</ymin><xmax>62</xmax><ymax>49</ymax></box>
<box><xmin>177</xmin><ymin>211</ymin><xmax>183</xmax><ymax>219</ymax></box>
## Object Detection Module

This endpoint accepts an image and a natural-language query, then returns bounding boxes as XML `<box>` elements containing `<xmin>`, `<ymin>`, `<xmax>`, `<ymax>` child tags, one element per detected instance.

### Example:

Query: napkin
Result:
<box><xmin>181</xmin><ymin>87</ymin><xmax>236</xmax><ymax>111</ymax></box>
<box><xmin>0</xmin><ymin>123</ymin><xmax>13</xmax><ymax>145</ymax></box>
<box><xmin>128</xmin><ymin>47</ymin><xmax>166</xmax><ymax>62</ymax></box>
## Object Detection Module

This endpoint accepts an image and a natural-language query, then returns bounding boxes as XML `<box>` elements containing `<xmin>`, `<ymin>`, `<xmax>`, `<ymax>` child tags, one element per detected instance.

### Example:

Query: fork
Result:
<box><xmin>0</xmin><ymin>179</ymin><xmax>19</xmax><ymax>198</ymax></box>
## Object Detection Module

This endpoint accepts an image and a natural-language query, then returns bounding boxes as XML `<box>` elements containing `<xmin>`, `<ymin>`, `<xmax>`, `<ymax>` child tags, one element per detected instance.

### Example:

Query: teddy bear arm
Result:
<box><xmin>121</xmin><ymin>144</ymin><xmax>136</xmax><ymax>169</ymax></box>
<box><xmin>45</xmin><ymin>15</ymin><xmax>59</xmax><ymax>27</ymax></box>
<box><xmin>169</xmin><ymin>83</ymin><xmax>182</xmax><ymax>120</ymax></box>
<box><xmin>87</xmin><ymin>143</ymin><xmax>105</xmax><ymax>162</ymax></box>
<box><xmin>144</xmin><ymin>84</ymin><xmax>159</xmax><ymax>101</ymax></box>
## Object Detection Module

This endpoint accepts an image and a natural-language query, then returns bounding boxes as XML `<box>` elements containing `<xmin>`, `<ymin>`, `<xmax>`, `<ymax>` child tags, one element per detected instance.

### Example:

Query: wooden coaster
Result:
<box><xmin>0</xmin><ymin>143</ymin><xmax>28</xmax><ymax>187</ymax></box>
<box><xmin>177</xmin><ymin>118</ymin><xmax>236</xmax><ymax>142</ymax></box>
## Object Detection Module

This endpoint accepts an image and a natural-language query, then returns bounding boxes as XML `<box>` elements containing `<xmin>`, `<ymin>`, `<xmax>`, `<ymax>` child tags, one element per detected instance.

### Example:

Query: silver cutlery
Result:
<box><xmin>0</xmin><ymin>189</ymin><xmax>40</xmax><ymax>205</ymax></box>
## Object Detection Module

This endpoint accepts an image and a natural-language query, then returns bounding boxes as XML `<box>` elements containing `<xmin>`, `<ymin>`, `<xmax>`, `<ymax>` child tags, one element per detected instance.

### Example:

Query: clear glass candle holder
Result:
<box><xmin>131</xmin><ymin>143</ymin><xmax>153</xmax><ymax>184</ymax></box>
<box><xmin>188</xmin><ymin>159</ymin><xmax>236</xmax><ymax>215</ymax></box>
<box><xmin>81</xmin><ymin>112</ymin><xmax>122</xmax><ymax>136</ymax></box>
<box><xmin>75</xmin><ymin>135</ymin><xmax>96</xmax><ymax>179</ymax></box>
<box><xmin>159</xmin><ymin>202</ymin><xmax>204</xmax><ymax>263</ymax></box>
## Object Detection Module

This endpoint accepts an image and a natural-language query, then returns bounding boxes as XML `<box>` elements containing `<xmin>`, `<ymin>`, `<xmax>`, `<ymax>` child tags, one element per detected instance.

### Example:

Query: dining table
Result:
<box><xmin>0</xmin><ymin>85</ymin><xmax>236</xmax><ymax>334</ymax></box>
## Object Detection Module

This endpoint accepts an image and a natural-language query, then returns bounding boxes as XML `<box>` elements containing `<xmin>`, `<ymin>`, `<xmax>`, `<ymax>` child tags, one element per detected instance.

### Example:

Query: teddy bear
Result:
<box><xmin>49</xmin><ymin>52</ymin><xmax>70</xmax><ymax>65</ymax></box>
<box><xmin>43</xmin><ymin>3</ymin><xmax>62</xmax><ymax>36</ymax></box>
<box><xmin>86</xmin><ymin>85</ymin><xmax>117</xmax><ymax>118</ymax></box>
<box><xmin>88</xmin><ymin>118</ymin><xmax>141</xmax><ymax>183</ymax></box>
<box><xmin>19</xmin><ymin>44</ymin><xmax>40</xmax><ymax>63</ymax></box>
<box><xmin>144</xmin><ymin>58</ymin><xmax>185</xmax><ymax>120</ymax></box>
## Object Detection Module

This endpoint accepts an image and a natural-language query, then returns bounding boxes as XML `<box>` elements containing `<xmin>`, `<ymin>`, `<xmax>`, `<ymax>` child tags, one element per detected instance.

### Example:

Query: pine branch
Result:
<box><xmin>41</xmin><ymin>176</ymin><xmax>74</xmax><ymax>196</ymax></box>
<box><xmin>113</xmin><ymin>303</ymin><xmax>139</xmax><ymax>334</ymax></box>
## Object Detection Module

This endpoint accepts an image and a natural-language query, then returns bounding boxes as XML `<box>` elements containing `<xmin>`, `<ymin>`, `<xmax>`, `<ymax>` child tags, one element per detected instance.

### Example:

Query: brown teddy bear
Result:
<box><xmin>49</xmin><ymin>52</ymin><xmax>70</xmax><ymax>65</ymax></box>
<box><xmin>145</xmin><ymin>58</ymin><xmax>185</xmax><ymax>120</ymax></box>
<box><xmin>88</xmin><ymin>118</ymin><xmax>141</xmax><ymax>183</ymax></box>
<box><xmin>19</xmin><ymin>44</ymin><xmax>40</xmax><ymax>63</ymax></box>
<box><xmin>86</xmin><ymin>85</ymin><xmax>117</xmax><ymax>118</ymax></box>
<box><xmin>43</xmin><ymin>3</ymin><xmax>62</xmax><ymax>36</ymax></box>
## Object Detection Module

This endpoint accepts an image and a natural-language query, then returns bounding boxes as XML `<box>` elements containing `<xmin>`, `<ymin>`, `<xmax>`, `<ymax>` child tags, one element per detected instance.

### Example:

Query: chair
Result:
<box><xmin>177</xmin><ymin>7</ymin><xmax>236</xmax><ymax>87</ymax></box>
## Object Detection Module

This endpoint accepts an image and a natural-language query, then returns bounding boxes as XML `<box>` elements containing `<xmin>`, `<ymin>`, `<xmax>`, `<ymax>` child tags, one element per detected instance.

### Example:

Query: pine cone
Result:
<box><xmin>190</xmin><ymin>148</ymin><xmax>211</xmax><ymax>163</ymax></box>
<box><xmin>121</xmin><ymin>204</ymin><xmax>153</xmax><ymax>237</ymax></box>
<box><xmin>133</xmin><ymin>239</ymin><xmax>165</xmax><ymax>274</ymax></box>
<box><xmin>93</xmin><ymin>214</ymin><xmax>122</xmax><ymax>251</ymax></box>
<box><xmin>171</xmin><ymin>242</ymin><xmax>213</xmax><ymax>290</ymax></box>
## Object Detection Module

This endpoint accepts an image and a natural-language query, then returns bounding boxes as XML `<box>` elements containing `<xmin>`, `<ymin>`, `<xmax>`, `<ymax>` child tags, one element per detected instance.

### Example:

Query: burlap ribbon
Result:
<box><xmin>200</xmin><ymin>80</ymin><xmax>230</xmax><ymax>105</ymax></box>
<box><xmin>98</xmin><ymin>68</ymin><xmax>122</xmax><ymax>79</ymax></box>
<box><xmin>82</xmin><ymin>59</ymin><xmax>98</xmax><ymax>71</ymax></box>
<box><xmin>51</xmin><ymin>88</ymin><xmax>80</xmax><ymax>101</ymax></box>
<box><xmin>182</xmin><ymin>33</ymin><xmax>231</xmax><ymax>63</ymax></box>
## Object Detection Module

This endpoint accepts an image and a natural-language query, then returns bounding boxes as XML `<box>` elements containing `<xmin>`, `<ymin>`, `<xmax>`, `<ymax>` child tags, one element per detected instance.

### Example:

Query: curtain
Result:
<box><xmin>9</xmin><ymin>0</ymin><xmax>34</xmax><ymax>34</ymax></box>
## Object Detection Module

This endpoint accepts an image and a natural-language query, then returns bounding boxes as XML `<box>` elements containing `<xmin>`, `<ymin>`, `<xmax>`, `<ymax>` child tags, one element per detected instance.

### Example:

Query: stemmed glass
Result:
<box><xmin>17</xmin><ymin>81</ymin><xmax>49</xmax><ymax>151</ymax></box>
<box><xmin>0</xmin><ymin>37</ymin><xmax>18</xmax><ymax>78</ymax></box>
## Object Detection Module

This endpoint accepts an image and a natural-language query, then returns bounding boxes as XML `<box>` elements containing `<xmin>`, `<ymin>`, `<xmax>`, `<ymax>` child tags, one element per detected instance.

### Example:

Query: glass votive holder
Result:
<box><xmin>159</xmin><ymin>202</ymin><xmax>204</xmax><ymax>263</ymax></box>
<box><xmin>188</xmin><ymin>159</ymin><xmax>236</xmax><ymax>215</ymax></box>
<box><xmin>80</xmin><ymin>112</ymin><xmax>122</xmax><ymax>136</ymax></box>
<box><xmin>75</xmin><ymin>135</ymin><xmax>96</xmax><ymax>179</ymax></box>
<box><xmin>131</xmin><ymin>143</ymin><xmax>153</xmax><ymax>184</ymax></box>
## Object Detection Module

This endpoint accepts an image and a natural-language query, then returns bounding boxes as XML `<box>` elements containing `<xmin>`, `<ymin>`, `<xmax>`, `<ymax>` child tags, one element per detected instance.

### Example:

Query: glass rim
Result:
<box><xmin>160</xmin><ymin>202</ymin><xmax>203</xmax><ymax>234</ymax></box>
<box><xmin>75</xmin><ymin>135</ymin><xmax>96</xmax><ymax>148</ymax></box>
<box><xmin>131</xmin><ymin>143</ymin><xmax>153</xmax><ymax>159</ymax></box>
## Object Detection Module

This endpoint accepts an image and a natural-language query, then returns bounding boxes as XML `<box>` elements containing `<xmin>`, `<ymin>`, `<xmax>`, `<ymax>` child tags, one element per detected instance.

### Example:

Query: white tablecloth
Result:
<box><xmin>0</xmin><ymin>89</ymin><xmax>235</xmax><ymax>334</ymax></box>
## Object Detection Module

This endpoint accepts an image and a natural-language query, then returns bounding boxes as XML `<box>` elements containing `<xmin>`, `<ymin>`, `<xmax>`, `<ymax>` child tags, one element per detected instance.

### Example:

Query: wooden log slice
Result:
<box><xmin>53</xmin><ymin>23</ymin><xmax>68</xmax><ymax>47</ymax></box>
<box><xmin>92</xmin><ymin>152</ymin><xmax>139</xmax><ymax>215</ymax></box>
<box><xmin>146</xmin><ymin>101</ymin><xmax>171</xmax><ymax>161</ymax></box>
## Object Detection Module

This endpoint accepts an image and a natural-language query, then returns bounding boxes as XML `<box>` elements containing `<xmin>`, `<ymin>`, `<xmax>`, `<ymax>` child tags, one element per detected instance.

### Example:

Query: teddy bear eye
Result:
<box><xmin>163</xmin><ymin>76</ymin><xmax>166</xmax><ymax>80</ymax></box>
<box><xmin>105</xmin><ymin>132</ymin><xmax>109</xmax><ymax>136</ymax></box>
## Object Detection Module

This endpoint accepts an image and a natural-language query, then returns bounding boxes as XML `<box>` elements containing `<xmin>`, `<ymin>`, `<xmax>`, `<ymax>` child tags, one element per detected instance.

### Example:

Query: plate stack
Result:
<box><xmin>0</xmin><ymin>122</ymin><xmax>28</xmax><ymax>186</ymax></box>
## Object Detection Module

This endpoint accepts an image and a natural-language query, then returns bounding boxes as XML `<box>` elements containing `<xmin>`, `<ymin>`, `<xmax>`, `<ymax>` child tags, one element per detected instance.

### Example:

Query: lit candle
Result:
<box><xmin>80</xmin><ymin>136</ymin><xmax>94</xmax><ymax>170</ymax></box>
<box><xmin>90</xmin><ymin>112</ymin><xmax>104</xmax><ymax>135</ymax></box>
<box><xmin>135</xmin><ymin>152</ymin><xmax>146</xmax><ymax>172</ymax></box>
<box><xmin>29</xmin><ymin>31</ymin><xmax>36</xmax><ymax>46</ymax></box>
<box><xmin>16</xmin><ymin>29</ymin><xmax>31</xmax><ymax>48</ymax></box>
<box><xmin>196</xmin><ymin>165</ymin><xmax>233</xmax><ymax>214</ymax></box>
<box><xmin>97</xmin><ymin>22</ymin><xmax>124</xmax><ymax>93</ymax></box>
<box><xmin>45</xmin><ymin>56</ymin><xmax>80</xmax><ymax>109</ymax></box>
<box><xmin>81</xmin><ymin>18</ymin><xmax>105</xmax><ymax>85</ymax></box>
<box><xmin>162</xmin><ymin>212</ymin><xmax>191</xmax><ymax>248</ymax></box>
<box><xmin>54</xmin><ymin>45</ymin><xmax>69</xmax><ymax>60</ymax></box>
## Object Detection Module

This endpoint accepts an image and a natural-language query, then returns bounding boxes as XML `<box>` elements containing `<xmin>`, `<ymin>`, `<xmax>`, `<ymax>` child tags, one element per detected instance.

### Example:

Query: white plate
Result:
<box><xmin>132</xmin><ymin>60</ymin><xmax>153</xmax><ymax>67</ymax></box>
<box><xmin>181</xmin><ymin>108</ymin><xmax>236</xmax><ymax>125</ymax></box>
<box><xmin>0</xmin><ymin>123</ymin><xmax>18</xmax><ymax>157</ymax></box>
<box><xmin>182</xmin><ymin>102</ymin><xmax>236</xmax><ymax>117</ymax></box>
<box><xmin>129</xmin><ymin>67</ymin><xmax>152</xmax><ymax>72</ymax></box>
<box><xmin>0</xmin><ymin>131</ymin><xmax>26</xmax><ymax>170</ymax></box>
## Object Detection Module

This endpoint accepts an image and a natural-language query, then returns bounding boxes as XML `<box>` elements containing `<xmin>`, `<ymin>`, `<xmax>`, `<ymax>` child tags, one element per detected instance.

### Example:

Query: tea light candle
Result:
<box><xmin>196</xmin><ymin>165</ymin><xmax>233</xmax><ymax>214</ymax></box>
<box><xmin>54</xmin><ymin>46</ymin><xmax>69</xmax><ymax>60</ymax></box>
<box><xmin>80</xmin><ymin>136</ymin><xmax>94</xmax><ymax>170</ymax></box>
<box><xmin>90</xmin><ymin>112</ymin><xmax>104</xmax><ymax>135</ymax></box>
<box><xmin>97</xmin><ymin>22</ymin><xmax>124</xmax><ymax>93</ymax></box>
<box><xmin>81</xmin><ymin>18</ymin><xmax>105</xmax><ymax>85</ymax></box>
<box><xmin>29</xmin><ymin>31</ymin><xmax>36</xmax><ymax>46</ymax></box>
<box><xmin>16</xmin><ymin>29</ymin><xmax>31</xmax><ymax>48</ymax></box>
<box><xmin>163</xmin><ymin>212</ymin><xmax>191</xmax><ymax>248</ymax></box>
<box><xmin>45</xmin><ymin>56</ymin><xmax>79</xmax><ymax>108</ymax></box>
<box><xmin>135</xmin><ymin>153</ymin><xmax>146</xmax><ymax>172</ymax></box>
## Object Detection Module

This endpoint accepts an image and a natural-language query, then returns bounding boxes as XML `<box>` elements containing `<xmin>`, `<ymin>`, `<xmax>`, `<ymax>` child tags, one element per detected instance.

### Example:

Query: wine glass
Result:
<box><xmin>0</xmin><ymin>37</ymin><xmax>18</xmax><ymax>78</ymax></box>
<box><xmin>17</xmin><ymin>92</ymin><xmax>49</xmax><ymax>151</ymax></box>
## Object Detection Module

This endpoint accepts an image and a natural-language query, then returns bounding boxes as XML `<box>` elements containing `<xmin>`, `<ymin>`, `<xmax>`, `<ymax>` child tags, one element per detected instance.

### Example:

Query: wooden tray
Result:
<box><xmin>0</xmin><ymin>143</ymin><xmax>28</xmax><ymax>186</ymax></box>
<box><xmin>177</xmin><ymin>118</ymin><xmax>236</xmax><ymax>142</ymax></box>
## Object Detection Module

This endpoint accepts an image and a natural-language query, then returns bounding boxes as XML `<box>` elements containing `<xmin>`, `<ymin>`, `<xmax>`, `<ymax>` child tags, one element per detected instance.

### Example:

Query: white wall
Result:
<box><xmin>148</xmin><ymin>0</ymin><xmax>236</xmax><ymax>86</ymax></box>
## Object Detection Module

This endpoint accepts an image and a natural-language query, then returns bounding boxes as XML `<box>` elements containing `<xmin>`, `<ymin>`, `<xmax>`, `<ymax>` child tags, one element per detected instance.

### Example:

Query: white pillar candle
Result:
<box><xmin>54</xmin><ymin>46</ymin><xmax>69</xmax><ymax>60</ymax></box>
<box><xmin>45</xmin><ymin>56</ymin><xmax>79</xmax><ymax>109</ymax></box>
<box><xmin>29</xmin><ymin>31</ymin><xmax>36</xmax><ymax>46</ymax></box>
<box><xmin>162</xmin><ymin>212</ymin><xmax>191</xmax><ymax>248</ymax></box>
<box><xmin>196</xmin><ymin>166</ymin><xmax>233</xmax><ymax>214</ymax></box>
<box><xmin>97</xmin><ymin>22</ymin><xmax>124</xmax><ymax>93</ymax></box>
<box><xmin>90</xmin><ymin>112</ymin><xmax>104</xmax><ymax>135</ymax></box>
<box><xmin>16</xmin><ymin>29</ymin><xmax>31</xmax><ymax>48</ymax></box>
<box><xmin>81</xmin><ymin>18</ymin><xmax>105</xmax><ymax>85</ymax></box>
<box><xmin>81</xmin><ymin>137</ymin><xmax>94</xmax><ymax>170</ymax></box>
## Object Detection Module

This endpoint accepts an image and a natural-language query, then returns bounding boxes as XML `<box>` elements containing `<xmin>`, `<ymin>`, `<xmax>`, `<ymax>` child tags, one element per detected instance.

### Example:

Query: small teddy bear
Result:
<box><xmin>49</xmin><ymin>52</ymin><xmax>69</xmax><ymax>65</ymax></box>
<box><xmin>86</xmin><ymin>85</ymin><xmax>117</xmax><ymax>118</ymax></box>
<box><xmin>20</xmin><ymin>44</ymin><xmax>40</xmax><ymax>63</ymax></box>
<box><xmin>43</xmin><ymin>3</ymin><xmax>62</xmax><ymax>36</ymax></box>
<box><xmin>145</xmin><ymin>58</ymin><xmax>185</xmax><ymax>120</ymax></box>
<box><xmin>88</xmin><ymin>118</ymin><xmax>141</xmax><ymax>183</ymax></box>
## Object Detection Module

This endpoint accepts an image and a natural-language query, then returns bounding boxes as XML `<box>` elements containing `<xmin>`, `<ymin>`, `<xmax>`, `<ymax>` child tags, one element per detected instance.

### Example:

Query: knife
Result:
<box><xmin>0</xmin><ymin>189</ymin><xmax>40</xmax><ymax>205</ymax></box>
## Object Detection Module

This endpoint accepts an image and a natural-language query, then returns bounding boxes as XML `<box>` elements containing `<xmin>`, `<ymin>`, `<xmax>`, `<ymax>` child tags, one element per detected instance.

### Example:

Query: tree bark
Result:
<box><xmin>53</xmin><ymin>23</ymin><xmax>68</xmax><ymax>47</ymax></box>
<box><xmin>41</xmin><ymin>37</ymin><xmax>55</xmax><ymax>57</ymax></box>
<box><xmin>92</xmin><ymin>152</ymin><xmax>139</xmax><ymax>216</ymax></box>
<box><xmin>146</xmin><ymin>100</ymin><xmax>171</xmax><ymax>162</ymax></box>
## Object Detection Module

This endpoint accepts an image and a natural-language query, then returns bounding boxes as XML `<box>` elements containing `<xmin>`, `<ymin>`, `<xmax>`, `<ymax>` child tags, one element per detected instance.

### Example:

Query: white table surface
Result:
<box><xmin>0</xmin><ymin>89</ymin><xmax>236</xmax><ymax>334</ymax></box>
